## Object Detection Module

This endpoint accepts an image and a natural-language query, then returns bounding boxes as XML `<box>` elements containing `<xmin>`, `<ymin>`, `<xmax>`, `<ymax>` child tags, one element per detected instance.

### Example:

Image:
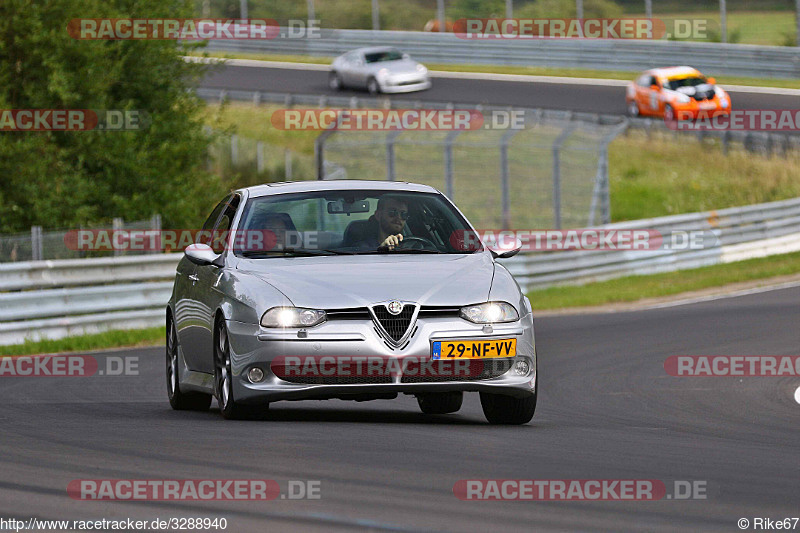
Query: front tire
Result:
<box><xmin>214</xmin><ymin>320</ymin><xmax>267</xmax><ymax>420</ymax></box>
<box><xmin>627</xmin><ymin>99</ymin><xmax>640</xmax><ymax>117</ymax></box>
<box><xmin>367</xmin><ymin>77</ymin><xmax>380</xmax><ymax>95</ymax></box>
<box><xmin>417</xmin><ymin>391</ymin><xmax>463</xmax><ymax>414</ymax></box>
<box><xmin>166</xmin><ymin>317</ymin><xmax>212</xmax><ymax>411</ymax></box>
<box><xmin>664</xmin><ymin>104</ymin><xmax>675</xmax><ymax>122</ymax></box>
<box><xmin>480</xmin><ymin>374</ymin><xmax>537</xmax><ymax>425</ymax></box>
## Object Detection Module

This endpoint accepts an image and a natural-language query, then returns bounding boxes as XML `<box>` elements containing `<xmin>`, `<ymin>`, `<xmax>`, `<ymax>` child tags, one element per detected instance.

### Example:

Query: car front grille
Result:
<box><xmin>372</xmin><ymin>305</ymin><xmax>416</xmax><ymax>343</ymax></box>
<box><xmin>400</xmin><ymin>358</ymin><xmax>514</xmax><ymax>383</ymax></box>
<box><xmin>692</xmin><ymin>89</ymin><xmax>715</xmax><ymax>101</ymax></box>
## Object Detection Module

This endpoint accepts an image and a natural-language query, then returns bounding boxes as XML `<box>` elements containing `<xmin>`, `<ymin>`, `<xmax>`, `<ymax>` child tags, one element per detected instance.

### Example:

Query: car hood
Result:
<box><xmin>236</xmin><ymin>253</ymin><xmax>494</xmax><ymax>309</ymax></box>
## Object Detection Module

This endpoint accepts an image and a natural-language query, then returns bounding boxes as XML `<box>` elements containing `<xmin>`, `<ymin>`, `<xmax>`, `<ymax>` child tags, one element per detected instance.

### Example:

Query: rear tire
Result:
<box><xmin>417</xmin><ymin>391</ymin><xmax>463</xmax><ymax>414</ymax></box>
<box><xmin>328</xmin><ymin>71</ymin><xmax>343</xmax><ymax>91</ymax></box>
<box><xmin>166</xmin><ymin>317</ymin><xmax>212</xmax><ymax>411</ymax></box>
<box><xmin>215</xmin><ymin>319</ymin><xmax>268</xmax><ymax>420</ymax></box>
<box><xmin>480</xmin><ymin>374</ymin><xmax>537</xmax><ymax>425</ymax></box>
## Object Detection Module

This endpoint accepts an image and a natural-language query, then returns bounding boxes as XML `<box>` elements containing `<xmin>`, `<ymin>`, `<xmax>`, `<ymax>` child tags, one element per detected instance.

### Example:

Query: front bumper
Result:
<box><xmin>379</xmin><ymin>76</ymin><xmax>432</xmax><ymax>94</ymax></box>
<box><xmin>225</xmin><ymin>314</ymin><xmax>536</xmax><ymax>404</ymax></box>
<box><xmin>671</xmin><ymin>99</ymin><xmax>730</xmax><ymax>119</ymax></box>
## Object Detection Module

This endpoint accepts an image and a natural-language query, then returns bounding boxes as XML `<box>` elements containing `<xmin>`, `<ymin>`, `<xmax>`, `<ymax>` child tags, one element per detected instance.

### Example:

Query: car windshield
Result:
<box><xmin>234</xmin><ymin>189</ymin><xmax>482</xmax><ymax>257</ymax></box>
<box><xmin>364</xmin><ymin>50</ymin><xmax>403</xmax><ymax>63</ymax></box>
<box><xmin>666</xmin><ymin>77</ymin><xmax>708</xmax><ymax>90</ymax></box>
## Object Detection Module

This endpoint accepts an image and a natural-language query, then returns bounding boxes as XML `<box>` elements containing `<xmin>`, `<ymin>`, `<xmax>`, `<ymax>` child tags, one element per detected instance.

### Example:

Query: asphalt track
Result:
<box><xmin>2</xmin><ymin>287</ymin><xmax>799</xmax><ymax>532</ymax></box>
<box><xmin>200</xmin><ymin>62</ymin><xmax>800</xmax><ymax>114</ymax></box>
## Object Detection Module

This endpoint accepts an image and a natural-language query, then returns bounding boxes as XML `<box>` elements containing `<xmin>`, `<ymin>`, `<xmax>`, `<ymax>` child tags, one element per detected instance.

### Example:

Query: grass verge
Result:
<box><xmin>1</xmin><ymin>326</ymin><xmax>165</xmax><ymax>357</ymax></box>
<box><xmin>194</xmin><ymin>51</ymin><xmax>800</xmax><ymax>90</ymax></box>
<box><xmin>527</xmin><ymin>250</ymin><xmax>800</xmax><ymax>310</ymax></box>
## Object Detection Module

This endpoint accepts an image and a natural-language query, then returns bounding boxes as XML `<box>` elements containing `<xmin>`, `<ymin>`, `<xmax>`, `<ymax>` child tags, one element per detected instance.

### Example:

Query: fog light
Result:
<box><xmin>248</xmin><ymin>367</ymin><xmax>265</xmax><ymax>383</ymax></box>
<box><xmin>514</xmin><ymin>360</ymin><xmax>530</xmax><ymax>376</ymax></box>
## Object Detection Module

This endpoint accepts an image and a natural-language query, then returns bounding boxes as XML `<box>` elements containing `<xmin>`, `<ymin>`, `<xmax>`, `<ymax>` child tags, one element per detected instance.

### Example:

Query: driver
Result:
<box><xmin>354</xmin><ymin>196</ymin><xmax>409</xmax><ymax>250</ymax></box>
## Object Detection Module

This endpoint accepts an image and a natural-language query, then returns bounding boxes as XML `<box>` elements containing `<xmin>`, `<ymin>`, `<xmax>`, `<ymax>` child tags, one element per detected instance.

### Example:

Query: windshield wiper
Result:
<box><xmin>388</xmin><ymin>248</ymin><xmax>446</xmax><ymax>254</ymax></box>
<box><xmin>241</xmin><ymin>248</ymin><xmax>352</xmax><ymax>257</ymax></box>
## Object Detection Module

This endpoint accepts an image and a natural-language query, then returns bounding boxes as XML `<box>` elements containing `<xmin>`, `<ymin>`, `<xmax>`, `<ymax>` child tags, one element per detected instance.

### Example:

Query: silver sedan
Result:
<box><xmin>329</xmin><ymin>47</ymin><xmax>431</xmax><ymax>94</ymax></box>
<box><xmin>166</xmin><ymin>180</ymin><xmax>537</xmax><ymax>424</ymax></box>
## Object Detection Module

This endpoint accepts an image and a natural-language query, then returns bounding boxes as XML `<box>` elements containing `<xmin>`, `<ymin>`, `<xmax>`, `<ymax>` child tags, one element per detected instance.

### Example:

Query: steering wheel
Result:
<box><xmin>395</xmin><ymin>236</ymin><xmax>437</xmax><ymax>250</ymax></box>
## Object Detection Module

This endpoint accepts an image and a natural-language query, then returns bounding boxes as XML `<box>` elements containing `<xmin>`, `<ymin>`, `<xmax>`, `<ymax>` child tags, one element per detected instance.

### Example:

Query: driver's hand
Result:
<box><xmin>380</xmin><ymin>234</ymin><xmax>403</xmax><ymax>249</ymax></box>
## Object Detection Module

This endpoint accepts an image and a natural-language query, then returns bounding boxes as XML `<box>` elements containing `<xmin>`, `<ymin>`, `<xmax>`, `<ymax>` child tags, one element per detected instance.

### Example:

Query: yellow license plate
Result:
<box><xmin>432</xmin><ymin>339</ymin><xmax>516</xmax><ymax>360</ymax></box>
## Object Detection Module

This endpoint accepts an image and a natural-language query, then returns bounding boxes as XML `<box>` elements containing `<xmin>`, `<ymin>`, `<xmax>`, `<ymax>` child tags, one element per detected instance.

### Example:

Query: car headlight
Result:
<box><xmin>416</xmin><ymin>64</ymin><xmax>427</xmax><ymax>74</ymax></box>
<box><xmin>261</xmin><ymin>307</ymin><xmax>326</xmax><ymax>328</ymax></box>
<box><xmin>377</xmin><ymin>68</ymin><xmax>390</xmax><ymax>79</ymax></box>
<box><xmin>459</xmin><ymin>302</ymin><xmax>519</xmax><ymax>324</ymax></box>
<box><xmin>674</xmin><ymin>93</ymin><xmax>691</xmax><ymax>104</ymax></box>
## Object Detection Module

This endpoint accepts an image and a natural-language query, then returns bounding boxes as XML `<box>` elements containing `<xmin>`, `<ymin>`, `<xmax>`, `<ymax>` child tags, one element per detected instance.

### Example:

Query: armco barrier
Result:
<box><xmin>2</xmin><ymin>197</ymin><xmax>800</xmax><ymax>344</ymax></box>
<box><xmin>205</xmin><ymin>28</ymin><xmax>800</xmax><ymax>79</ymax></box>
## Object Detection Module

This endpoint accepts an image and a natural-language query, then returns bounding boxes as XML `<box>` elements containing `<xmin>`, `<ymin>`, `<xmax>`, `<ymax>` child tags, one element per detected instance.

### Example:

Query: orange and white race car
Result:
<box><xmin>626</xmin><ymin>66</ymin><xmax>731</xmax><ymax>121</ymax></box>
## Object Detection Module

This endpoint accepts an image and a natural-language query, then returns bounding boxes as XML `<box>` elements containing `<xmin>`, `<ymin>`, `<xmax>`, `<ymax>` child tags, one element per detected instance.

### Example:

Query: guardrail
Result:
<box><xmin>504</xmin><ymin>196</ymin><xmax>800</xmax><ymax>291</ymax></box>
<box><xmin>2</xmin><ymin>197</ymin><xmax>800</xmax><ymax>345</ymax></box>
<box><xmin>205</xmin><ymin>28</ymin><xmax>800</xmax><ymax>79</ymax></box>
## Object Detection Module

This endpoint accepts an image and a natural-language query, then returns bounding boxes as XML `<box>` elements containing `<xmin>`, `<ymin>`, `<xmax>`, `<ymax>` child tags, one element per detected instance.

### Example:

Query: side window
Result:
<box><xmin>636</xmin><ymin>75</ymin><xmax>649</xmax><ymax>87</ymax></box>
<box><xmin>211</xmin><ymin>194</ymin><xmax>241</xmax><ymax>253</ymax></box>
<box><xmin>199</xmin><ymin>196</ymin><xmax>230</xmax><ymax>246</ymax></box>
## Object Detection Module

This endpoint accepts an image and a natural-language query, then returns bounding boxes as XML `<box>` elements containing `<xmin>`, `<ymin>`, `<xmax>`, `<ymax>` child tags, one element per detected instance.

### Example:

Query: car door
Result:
<box><xmin>341</xmin><ymin>52</ymin><xmax>364</xmax><ymax>87</ymax></box>
<box><xmin>179</xmin><ymin>195</ymin><xmax>229</xmax><ymax>372</ymax></box>
<box><xmin>191</xmin><ymin>194</ymin><xmax>241</xmax><ymax>374</ymax></box>
<box><xmin>635</xmin><ymin>75</ymin><xmax>658</xmax><ymax>116</ymax></box>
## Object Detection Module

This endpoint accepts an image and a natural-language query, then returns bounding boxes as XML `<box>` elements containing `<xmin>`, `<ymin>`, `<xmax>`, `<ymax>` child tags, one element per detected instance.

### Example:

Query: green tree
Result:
<box><xmin>0</xmin><ymin>0</ymin><xmax>223</xmax><ymax>233</ymax></box>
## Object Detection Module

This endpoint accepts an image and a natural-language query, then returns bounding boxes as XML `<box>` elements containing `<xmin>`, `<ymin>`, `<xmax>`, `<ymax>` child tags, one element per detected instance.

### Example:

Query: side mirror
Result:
<box><xmin>707</xmin><ymin>77</ymin><xmax>716</xmax><ymax>85</ymax></box>
<box><xmin>484</xmin><ymin>234</ymin><xmax>523</xmax><ymax>259</ymax></box>
<box><xmin>185</xmin><ymin>243</ymin><xmax>220</xmax><ymax>266</ymax></box>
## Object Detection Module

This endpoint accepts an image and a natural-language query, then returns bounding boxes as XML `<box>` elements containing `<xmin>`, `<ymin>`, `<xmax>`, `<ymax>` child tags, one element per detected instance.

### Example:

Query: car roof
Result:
<box><xmin>645</xmin><ymin>66</ymin><xmax>703</xmax><ymax>80</ymax></box>
<box><xmin>242</xmin><ymin>180</ymin><xmax>440</xmax><ymax>198</ymax></box>
<box><xmin>346</xmin><ymin>46</ymin><xmax>400</xmax><ymax>55</ymax></box>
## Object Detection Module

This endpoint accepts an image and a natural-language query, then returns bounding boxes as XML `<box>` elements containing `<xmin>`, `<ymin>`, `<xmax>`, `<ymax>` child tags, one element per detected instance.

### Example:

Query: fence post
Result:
<box><xmin>112</xmin><ymin>218</ymin><xmax>123</xmax><ymax>257</ymax></box>
<box><xmin>230</xmin><ymin>134</ymin><xmax>238</xmax><ymax>166</ymax></box>
<box><xmin>500</xmin><ymin>128</ymin><xmax>522</xmax><ymax>230</ymax></box>
<box><xmin>372</xmin><ymin>0</ymin><xmax>380</xmax><ymax>30</ymax></box>
<box><xmin>31</xmin><ymin>226</ymin><xmax>43</xmax><ymax>261</ymax></box>
<box><xmin>256</xmin><ymin>141</ymin><xmax>264</xmax><ymax>173</ymax></box>
<box><xmin>285</xmin><ymin>149</ymin><xmax>293</xmax><ymax>180</ymax></box>
<box><xmin>552</xmin><ymin>123</ymin><xmax>578</xmax><ymax>229</ymax></box>
<box><xmin>315</xmin><ymin>129</ymin><xmax>336</xmax><ymax>180</ymax></box>
<box><xmin>386</xmin><ymin>130</ymin><xmax>403</xmax><ymax>181</ymax></box>
<box><xmin>444</xmin><ymin>130</ymin><xmax>463</xmax><ymax>200</ymax></box>
<box><xmin>151</xmin><ymin>214</ymin><xmax>162</xmax><ymax>254</ymax></box>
